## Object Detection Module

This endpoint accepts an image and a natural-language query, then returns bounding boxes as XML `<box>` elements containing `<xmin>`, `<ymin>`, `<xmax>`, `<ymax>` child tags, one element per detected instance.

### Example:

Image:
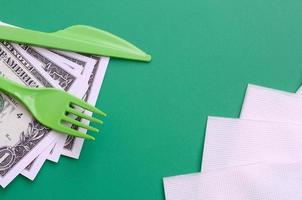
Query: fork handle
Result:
<box><xmin>0</xmin><ymin>76</ymin><xmax>32</xmax><ymax>102</ymax></box>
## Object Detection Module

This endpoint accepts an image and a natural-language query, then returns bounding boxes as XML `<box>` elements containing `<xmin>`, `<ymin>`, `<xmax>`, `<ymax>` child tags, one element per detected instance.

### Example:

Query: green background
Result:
<box><xmin>1</xmin><ymin>0</ymin><xmax>302</xmax><ymax>199</ymax></box>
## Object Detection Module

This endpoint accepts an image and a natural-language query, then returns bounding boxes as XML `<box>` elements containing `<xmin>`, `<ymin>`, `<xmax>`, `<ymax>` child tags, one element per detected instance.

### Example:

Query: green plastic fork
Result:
<box><xmin>0</xmin><ymin>76</ymin><xmax>105</xmax><ymax>140</ymax></box>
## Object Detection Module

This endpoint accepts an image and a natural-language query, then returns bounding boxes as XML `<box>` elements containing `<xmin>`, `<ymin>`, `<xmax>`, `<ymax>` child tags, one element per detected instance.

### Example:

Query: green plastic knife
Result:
<box><xmin>0</xmin><ymin>22</ymin><xmax>151</xmax><ymax>62</ymax></box>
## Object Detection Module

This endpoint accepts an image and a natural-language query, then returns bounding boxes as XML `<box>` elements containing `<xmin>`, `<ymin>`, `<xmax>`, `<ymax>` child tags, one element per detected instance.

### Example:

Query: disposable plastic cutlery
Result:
<box><xmin>0</xmin><ymin>23</ymin><xmax>151</xmax><ymax>62</ymax></box>
<box><xmin>0</xmin><ymin>76</ymin><xmax>105</xmax><ymax>140</ymax></box>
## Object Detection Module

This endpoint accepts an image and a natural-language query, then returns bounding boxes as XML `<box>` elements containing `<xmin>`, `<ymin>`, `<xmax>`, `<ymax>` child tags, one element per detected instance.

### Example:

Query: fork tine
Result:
<box><xmin>62</xmin><ymin>116</ymin><xmax>99</xmax><ymax>132</ymax></box>
<box><xmin>66</xmin><ymin>107</ymin><xmax>103</xmax><ymax>124</ymax></box>
<box><xmin>69</xmin><ymin>95</ymin><xmax>106</xmax><ymax>117</ymax></box>
<box><xmin>58</xmin><ymin>125</ymin><xmax>95</xmax><ymax>140</ymax></box>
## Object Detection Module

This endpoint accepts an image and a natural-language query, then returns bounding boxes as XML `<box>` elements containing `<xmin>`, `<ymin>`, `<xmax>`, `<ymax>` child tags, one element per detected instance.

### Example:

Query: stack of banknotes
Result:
<box><xmin>0</xmin><ymin>30</ymin><xmax>109</xmax><ymax>187</ymax></box>
<box><xmin>164</xmin><ymin>84</ymin><xmax>302</xmax><ymax>199</ymax></box>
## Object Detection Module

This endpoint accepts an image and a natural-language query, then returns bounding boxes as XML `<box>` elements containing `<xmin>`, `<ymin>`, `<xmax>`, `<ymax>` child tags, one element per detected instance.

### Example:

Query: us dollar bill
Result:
<box><xmin>18</xmin><ymin>45</ymin><xmax>85</xmax><ymax>93</ymax></box>
<box><xmin>0</xmin><ymin>22</ymin><xmax>96</xmax><ymax>185</ymax></box>
<box><xmin>47</xmin><ymin>51</ymin><xmax>109</xmax><ymax>158</ymax></box>
<box><xmin>62</xmin><ymin>56</ymin><xmax>109</xmax><ymax>158</ymax></box>
<box><xmin>0</xmin><ymin>41</ymin><xmax>61</xmax><ymax>187</ymax></box>
<box><xmin>14</xmin><ymin>44</ymin><xmax>89</xmax><ymax>163</ymax></box>
<box><xmin>21</xmin><ymin>141</ymin><xmax>55</xmax><ymax>180</ymax></box>
<box><xmin>8</xmin><ymin>45</ymin><xmax>87</xmax><ymax>180</ymax></box>
<box><xmin>17</xmin><ymin>46</ymin><xmax>88</xmax><ymax>180</ymax></box>
<box><xmin>48</xmin><ymin>51</ymin><xmax>97</xmax><ymax>158</ymax></box>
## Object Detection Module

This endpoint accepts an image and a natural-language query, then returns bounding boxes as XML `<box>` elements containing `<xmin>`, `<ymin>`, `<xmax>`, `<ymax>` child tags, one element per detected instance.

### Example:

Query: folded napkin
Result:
<box><xmin>164</xmin><ymin>84</ymin><xmax>302</xmax><ymax>200</ymax></box>
<box><xmin>202</xmin><ymin>117</ymin><xmax>302</xmax><ymax>171</ymax></box>
<box><xmin>164</xmin><ymin>117</ymin><xmax>302</xmax><ymax>200</ymax></box>
<box><xmin>202</xmin><ymin>84</ymin><xmax>302</xmax><ymax>171</ymax></box>
<box><xmin>240</xmin><ymin>84</ymin><xmax>302</xmax><ymax>123</ymax></box>
<box><xmin>164</xmin><ymin>162</ymin><xmax>302</xmax><ymax>200</ymax></box>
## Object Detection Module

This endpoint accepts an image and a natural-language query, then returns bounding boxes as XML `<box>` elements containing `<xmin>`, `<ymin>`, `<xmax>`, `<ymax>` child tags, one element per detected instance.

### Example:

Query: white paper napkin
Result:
<box><xmin>164</xmin><ymin>116</ymin><xmax>302</xmax><ymax>200</ymax></box>
<box><xmin>201</xmin><ymin>84</ymin><xmax>302</xmax><ymax>171</ymax></box>
<box><xmin>164</xmin><ymin>84</ymin><xmax>302</xmax><ymax>200</ymax></box>
<box><xmin>202</xmin><ymin>117</ymin><xmax>302</xmax><ymax>171</ymax></box>
<box><xmin>164</xmin><ymin>162</ymin><xmax>302</xmax><ymax>200</ymax></box>
<box><xmin>240</xmin><ymin>84</ymin><xmax>302</xmax><ymax>123</ymax></box>
<box><xmin>200</xmin><ymin>84</ymin><xmax>302</xmax><ymax>171</ymax></box>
